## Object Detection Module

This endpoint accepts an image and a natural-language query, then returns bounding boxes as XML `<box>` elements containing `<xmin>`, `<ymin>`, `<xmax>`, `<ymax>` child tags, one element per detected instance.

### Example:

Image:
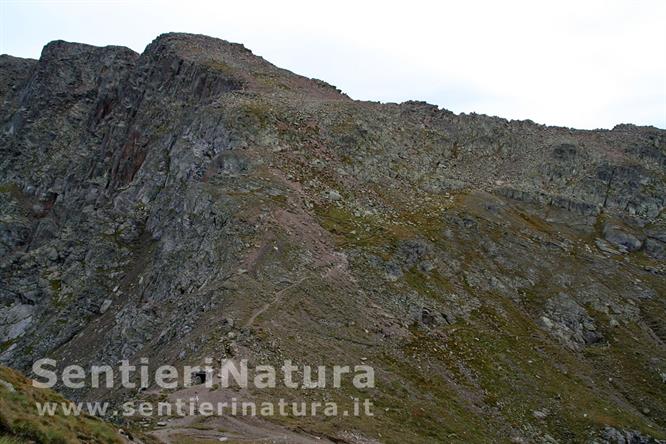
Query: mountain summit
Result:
<box><xmin>0</xmin><ymin>33</ymin><xmax>665</xmax><ymax>443</ymax></box>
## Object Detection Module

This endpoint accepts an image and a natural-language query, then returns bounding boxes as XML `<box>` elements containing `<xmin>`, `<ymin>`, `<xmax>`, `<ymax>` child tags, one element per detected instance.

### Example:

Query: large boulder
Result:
<box><xmin>603</xmin><ymin>224</ymin><xmax>644</xmax><ymax>252</ymax></box>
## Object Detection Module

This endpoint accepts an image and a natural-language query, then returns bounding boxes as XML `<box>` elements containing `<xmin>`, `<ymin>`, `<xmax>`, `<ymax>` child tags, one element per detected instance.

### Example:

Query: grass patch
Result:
<box><xmin>0</xmin><ymin>366</ymin><xmax>123</xmax><ymax>444</ymax></box>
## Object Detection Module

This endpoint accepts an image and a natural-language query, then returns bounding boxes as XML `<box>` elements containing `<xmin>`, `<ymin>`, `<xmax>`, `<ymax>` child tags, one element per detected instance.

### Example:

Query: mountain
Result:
<box><xmin>0</xmin><ymin>33</ymin><xmax>665</xmax><ymax>443</ymax></box>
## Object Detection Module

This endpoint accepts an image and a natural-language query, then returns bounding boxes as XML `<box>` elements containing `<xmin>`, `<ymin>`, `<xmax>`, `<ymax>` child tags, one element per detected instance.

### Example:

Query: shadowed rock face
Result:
<box><xmin>0</xmin><ymin>33</ymin><xmax>665</xmax><ymax>443</ymax></box>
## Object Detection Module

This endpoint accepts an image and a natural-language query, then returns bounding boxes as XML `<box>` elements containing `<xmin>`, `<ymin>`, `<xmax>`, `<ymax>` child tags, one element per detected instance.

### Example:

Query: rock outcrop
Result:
<box><xmin>0</xmin><ymin>33</ymin><xmax>665</xmax><ymax>443</ymax></box>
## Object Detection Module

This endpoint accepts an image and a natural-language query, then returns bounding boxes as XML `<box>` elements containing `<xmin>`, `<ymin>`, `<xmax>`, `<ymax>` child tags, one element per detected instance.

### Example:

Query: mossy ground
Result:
<box><xmin>308</xmin><ymin>188</ymin><xmax>666</xmax><ymax>442</ymax></box>
<box><xmin>0</xmin><ymin>367</ymin><xmax>122</xmax><ymax>444</ymax></box>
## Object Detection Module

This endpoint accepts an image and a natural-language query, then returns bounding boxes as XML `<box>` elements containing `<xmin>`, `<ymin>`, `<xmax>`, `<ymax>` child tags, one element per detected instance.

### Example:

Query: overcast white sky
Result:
<box><xmin>1</xmin><ymin>0</ymin><xmax>665</xmax><ymax>129</ymax></box>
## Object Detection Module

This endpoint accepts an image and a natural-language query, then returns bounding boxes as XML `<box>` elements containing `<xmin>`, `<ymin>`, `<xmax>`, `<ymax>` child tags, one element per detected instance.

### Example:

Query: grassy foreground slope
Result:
<box><xmin>0</xmin><ymin>366</ymin><xmax>125</xmax><ymax>444</ymax></box>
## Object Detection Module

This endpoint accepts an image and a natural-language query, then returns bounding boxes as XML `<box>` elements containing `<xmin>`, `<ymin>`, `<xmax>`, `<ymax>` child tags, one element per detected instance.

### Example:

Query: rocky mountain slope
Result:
<box><xmin>0</xmin><ymin>33</ymin><xmax>665</xmax><ymax>443</ymax></box>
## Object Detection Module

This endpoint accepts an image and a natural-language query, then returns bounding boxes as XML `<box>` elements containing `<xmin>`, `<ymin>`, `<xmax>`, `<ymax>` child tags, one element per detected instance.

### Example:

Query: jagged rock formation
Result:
<box><xmin>0</xmin><ymin>33</ymin><xmax>665</xmax><ymax>443</ymax></box>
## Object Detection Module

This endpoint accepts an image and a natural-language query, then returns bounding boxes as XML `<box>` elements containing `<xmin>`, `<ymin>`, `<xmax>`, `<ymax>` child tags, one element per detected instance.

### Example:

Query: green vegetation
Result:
<box><xmin>0</xmin><ymin>366</ymin><xmax>122</xmax><ymax>444</ymax></box>
<box><xmin>0</xmin><ymin>436</ymin><xmax>28</xmax><ymax>444</ymax></box>
<box><xmin>204</xmin><ymin>60</ymin><xmax>238</xmax><ymax>78</ymax></box>
<box><xmin>239</xmin><ymin>102</ymin><xmax>272</xmax><ymax>128</ymax></box>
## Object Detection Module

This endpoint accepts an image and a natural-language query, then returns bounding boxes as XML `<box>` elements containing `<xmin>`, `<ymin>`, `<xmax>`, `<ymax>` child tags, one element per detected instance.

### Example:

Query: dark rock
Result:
<box><xmin>603</xmin><ymin>224</ymin><xmax>644</xmax><ymax>252</ymax></box>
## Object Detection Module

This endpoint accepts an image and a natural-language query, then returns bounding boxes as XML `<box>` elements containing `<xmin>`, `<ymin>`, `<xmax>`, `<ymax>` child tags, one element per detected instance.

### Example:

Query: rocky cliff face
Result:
<box><xmin>0</xmin><ymin>33</ymin><xmax>665</xmax><ymax>443</ymax></box>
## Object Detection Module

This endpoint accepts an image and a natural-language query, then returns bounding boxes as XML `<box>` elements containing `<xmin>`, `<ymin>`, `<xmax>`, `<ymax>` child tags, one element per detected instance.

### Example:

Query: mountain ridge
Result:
<box><xmin>5</xmin><ymin>33</ymin><xmax>664</xmax><ymax>131</ymax></box>
<box><xmin>0</xmin><ymin>33</ymin><xmax>665</xmax><ymax>443</ymax></box>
